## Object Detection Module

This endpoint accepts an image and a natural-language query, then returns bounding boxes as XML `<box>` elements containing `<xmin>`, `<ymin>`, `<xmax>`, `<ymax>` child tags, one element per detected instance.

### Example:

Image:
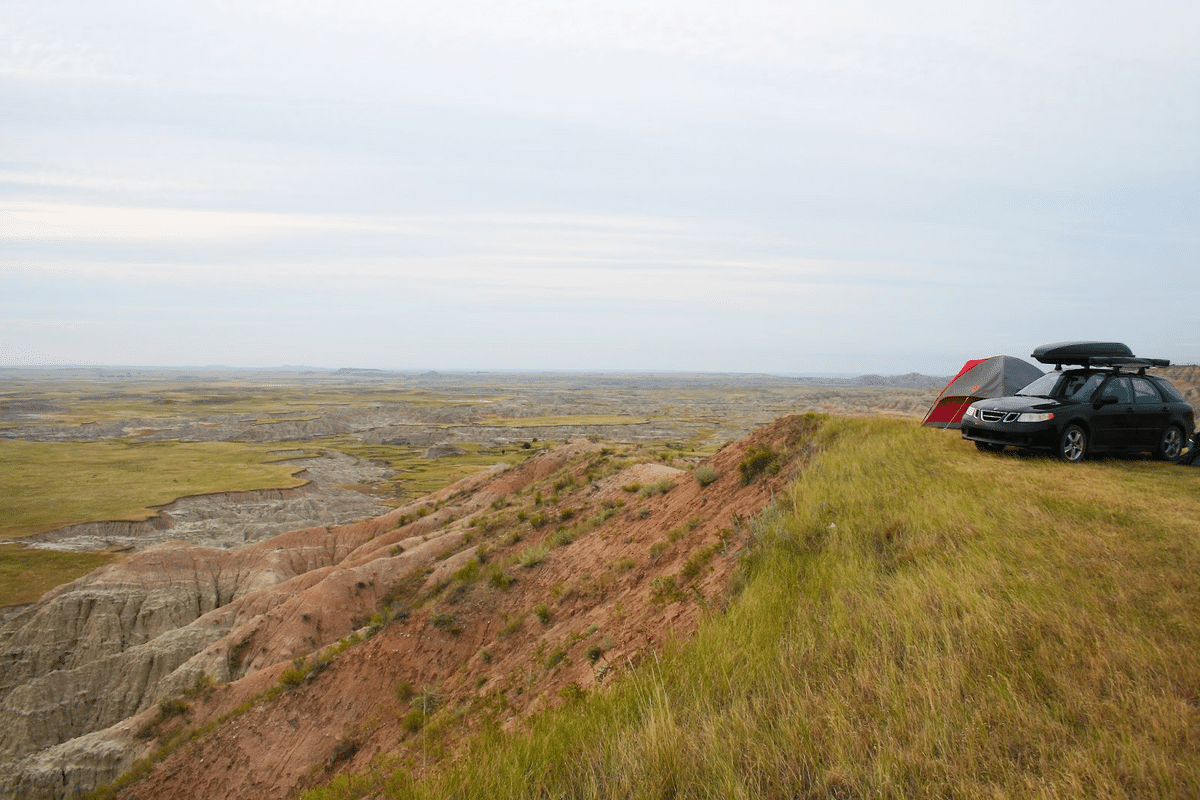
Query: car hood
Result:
<box><xmin>971</xmin><ymin>396</ymin><xmax>1070</xmax><ymax>413</ymax></box>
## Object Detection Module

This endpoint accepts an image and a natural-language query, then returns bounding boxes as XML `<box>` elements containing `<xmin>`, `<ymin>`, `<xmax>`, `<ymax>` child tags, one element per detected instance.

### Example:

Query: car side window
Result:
<box><xmin>1067</xmin><ymin>373</ymin><xmax>1104</xmax><ymax>401</ymax></box>
<box><xmin>1103</xmin><ymin>377</ymin><xmax>1134</xmax><ymax>404</ymax></box>
<box><xmin>1151</xmin><ymin>378</ymin><xmax>1186</xmax><ymax>402</ymax></box>
<box><xmin>1131</xmin><ymin>378</ymin><xmax>1162</xmax><ymax>404</ymax></box>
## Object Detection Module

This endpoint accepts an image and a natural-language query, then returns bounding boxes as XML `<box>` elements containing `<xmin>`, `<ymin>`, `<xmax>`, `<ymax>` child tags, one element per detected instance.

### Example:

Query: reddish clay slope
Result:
<box><xmin>95</xmin><ymin>415</ymin><xmax>821</xmax><ymax>800</ymax></box>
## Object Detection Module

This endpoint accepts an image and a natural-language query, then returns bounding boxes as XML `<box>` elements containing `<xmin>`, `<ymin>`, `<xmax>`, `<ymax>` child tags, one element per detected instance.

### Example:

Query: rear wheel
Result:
<box><xmin>1056</xmin><ymin>424</ymin><xmax>1087</xmax><ymax>463</ymax></box>
<box><xmin>974</xmin><ymin>441</ymin><xmax>1004</xmax><ymax>453</ymax></box>
<box><xmin>1154</xmin><ymin>425</ymin><xmax>1185</xmax><ymax>462</ymax></box>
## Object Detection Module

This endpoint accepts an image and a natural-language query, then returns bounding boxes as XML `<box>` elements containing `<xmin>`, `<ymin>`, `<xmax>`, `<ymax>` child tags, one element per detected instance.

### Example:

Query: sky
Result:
<box><xmin>2</xmin><ymin>1</ymin><xmax>1198</xmax><ymax>375</ymax></box>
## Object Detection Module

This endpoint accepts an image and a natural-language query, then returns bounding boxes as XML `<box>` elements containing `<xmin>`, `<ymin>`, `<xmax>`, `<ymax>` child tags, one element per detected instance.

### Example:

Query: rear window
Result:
<box><xmin>1151</xmin><ymin>377</ymin><xmax>1186</xmax><ymax>403</ymax></box>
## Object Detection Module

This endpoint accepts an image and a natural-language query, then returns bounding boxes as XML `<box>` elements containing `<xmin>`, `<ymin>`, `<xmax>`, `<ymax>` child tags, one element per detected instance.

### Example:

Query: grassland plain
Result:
<box><xmin>300</xmin><ymin>418</ymin><xmax>1200</xmax><ymax>800</ymax></box>
<box><xmin>0</xmin><ymin>438</ymin><xmax>313</xmax><ymax>540</ymax></box>
<box><xmin>0</xmin><ymin>368</ymin><xmax>948</xmax><ymax>612</ymax></box>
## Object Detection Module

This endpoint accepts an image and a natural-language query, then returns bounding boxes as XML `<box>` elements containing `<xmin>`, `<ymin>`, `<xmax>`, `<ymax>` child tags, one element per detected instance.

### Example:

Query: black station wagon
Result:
<box><xmin>960</xmin><ymin>342</ymin><xmax>1195</xmax><ymax>463</ymax></box>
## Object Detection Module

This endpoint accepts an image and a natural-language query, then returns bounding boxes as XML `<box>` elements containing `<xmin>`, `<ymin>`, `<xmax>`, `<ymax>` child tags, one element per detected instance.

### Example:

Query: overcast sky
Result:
<box><xmin>3</xmin><ymin>1</ymin><xmax>1197</xmax><ymax>374</ymax></box>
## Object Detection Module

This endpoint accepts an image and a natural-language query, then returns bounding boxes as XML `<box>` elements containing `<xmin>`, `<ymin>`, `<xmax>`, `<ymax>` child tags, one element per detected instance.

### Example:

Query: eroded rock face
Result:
<box><xmin>0</xmin><ymin>460</ymin><xmax>506</xmax><ymax>800</ymax></box>
<box><xmin>0</xmin><ymin>422</ymin><xmax>814</xmax><ymax>800</ymax></box>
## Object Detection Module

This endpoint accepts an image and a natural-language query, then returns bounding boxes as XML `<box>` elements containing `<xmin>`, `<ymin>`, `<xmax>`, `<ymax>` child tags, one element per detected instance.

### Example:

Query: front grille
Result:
<box><xmin>979</xmin><ymin>409</ymin><xmax>1020</xmax><ymax>423</ymax></box>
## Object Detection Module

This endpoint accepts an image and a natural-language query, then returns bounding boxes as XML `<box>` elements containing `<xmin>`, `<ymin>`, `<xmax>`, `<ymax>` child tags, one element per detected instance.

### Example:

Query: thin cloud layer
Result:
<box><xmin>2</xmin><ymin>1</ymin><xmax>1198</xmax><ymax>371</ymax></box>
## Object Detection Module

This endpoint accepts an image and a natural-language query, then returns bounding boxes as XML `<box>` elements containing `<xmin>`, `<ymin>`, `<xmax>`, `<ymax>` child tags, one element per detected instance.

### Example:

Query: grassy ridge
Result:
<box><xmin>309</xmin><ymin>417</ymin><xmax>1200</xmax><ymax>799</ymax></box>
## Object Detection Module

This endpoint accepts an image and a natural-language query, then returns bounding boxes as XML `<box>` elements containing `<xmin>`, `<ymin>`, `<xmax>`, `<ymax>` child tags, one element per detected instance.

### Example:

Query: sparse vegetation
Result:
<box><xmin>311</xmin><ymin>416</ymin><xmax>1200</xmax><ymax>799</ymax></box>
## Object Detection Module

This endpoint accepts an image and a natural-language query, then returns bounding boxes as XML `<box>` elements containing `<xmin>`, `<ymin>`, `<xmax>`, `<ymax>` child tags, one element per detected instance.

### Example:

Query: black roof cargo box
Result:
<box><xmin>1031</xmin><ymin>341</ymin><xmax>1169</xmax><ymax>368</ymax></box>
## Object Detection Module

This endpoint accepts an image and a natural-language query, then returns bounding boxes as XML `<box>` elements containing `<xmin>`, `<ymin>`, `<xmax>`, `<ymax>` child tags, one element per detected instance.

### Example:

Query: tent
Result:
<box><xmin>922</xmin><ymin>355</ymin><xmax>1044</xmax><ymax>429</ymax></box>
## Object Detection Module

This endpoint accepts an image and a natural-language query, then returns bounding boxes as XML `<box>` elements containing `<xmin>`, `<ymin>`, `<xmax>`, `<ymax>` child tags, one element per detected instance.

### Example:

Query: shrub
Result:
<box><xmin>518</xmin><ymin>543</ymin><xmax>550</xmax><ymax>568</ymax></box>
<box><xmin>401</xmin><ymin>708</ymin><xmax>426</xmax><ymax>733</ymax></box>
<box><xmin>737</xmin><ymin>446</ymin><xmax>778</xmax><ymax>485</ymax></box>
<box><xmin>641</xmin><ymin>478</ymin><xmax>673</xmax><ymax>497</ymax></box>
<box><xmin>453</xmin><ymin>559</ymin><xmax>480</xmax><ymax>583</ymax></box>
<box><xmin>534</xmin><ymin>602</ymin><xmax>553</xmax><ymax>625</ymax></box>
<box><xmin>650</xmin><ymin>575</ymin><xmax>684</xmax><ymax>604</ymax></box>
<box><xmin>430</xmin><ymin>611</ymin><xmax>461</xmax><ymax>634</ymax></box>
<box><xmin>158</xmin><ymin>697</ymin><xmax>189</xmax><ymax>717</ymax></box>
<box><xmin>693</xmin><ymin>465</ymin><xmax>719</xmax><ymax>487</ymax></box>
<box><xmin>544</xmin><ymin>647</ymin><xmax>567</xmax><ymax>670</ymax></box>
<box><xmin>488</xmin><ymin>567</ymin><xmax>517</xmax><ymax>590</ymax></box>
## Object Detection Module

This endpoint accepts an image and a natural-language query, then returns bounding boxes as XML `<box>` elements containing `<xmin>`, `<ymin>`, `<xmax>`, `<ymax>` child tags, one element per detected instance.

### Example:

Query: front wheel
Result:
<box><xmin>1154</xmin><ymin>426</ymin><xmax>1185</xmax><ymax>462</ymax></box>
<box><xmin>1056</xmin><ymin>424</ymin><xmax>1087</xmax><ymax>463</ymax></box>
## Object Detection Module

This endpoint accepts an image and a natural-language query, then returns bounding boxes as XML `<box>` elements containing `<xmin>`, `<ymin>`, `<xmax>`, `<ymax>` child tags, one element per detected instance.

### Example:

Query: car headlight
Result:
<box><xmin>1016</xmin><ymin>412</ymin><xmax>1054</xmax><ymax>423</ymax></box>
<box><xmin>963</xmin><ymin>407</ymin><xmax>978</xmax><ymax>419</ymax></box>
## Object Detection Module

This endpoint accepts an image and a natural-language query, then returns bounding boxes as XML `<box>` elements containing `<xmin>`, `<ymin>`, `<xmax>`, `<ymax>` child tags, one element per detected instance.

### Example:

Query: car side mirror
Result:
<box><xmin>1098</xmin><ymin>395</ymin><xmax>1119</xmax><ymax>406</ymax></box>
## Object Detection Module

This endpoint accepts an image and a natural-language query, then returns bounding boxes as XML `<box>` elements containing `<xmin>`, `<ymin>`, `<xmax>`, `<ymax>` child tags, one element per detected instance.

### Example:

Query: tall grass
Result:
<box><xmin>306</xmin><ymin>417</ymin><xmax>1200</xmax><ymax>799</ymax></box>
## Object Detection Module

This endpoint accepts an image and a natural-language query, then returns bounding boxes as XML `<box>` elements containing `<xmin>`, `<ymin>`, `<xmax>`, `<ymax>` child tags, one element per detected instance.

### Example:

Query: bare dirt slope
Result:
<box><xmin>0</xmin><ymin>414</ymin><xmax>824</xmax><ymax>800</ymax></box>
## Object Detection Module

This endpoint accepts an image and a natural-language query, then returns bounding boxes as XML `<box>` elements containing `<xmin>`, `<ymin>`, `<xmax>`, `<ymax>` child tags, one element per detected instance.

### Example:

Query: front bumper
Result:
<box><xmin>961</xmin><ymin>420</ymin><xmax>1060</xmax><ymax>449</ymax></box>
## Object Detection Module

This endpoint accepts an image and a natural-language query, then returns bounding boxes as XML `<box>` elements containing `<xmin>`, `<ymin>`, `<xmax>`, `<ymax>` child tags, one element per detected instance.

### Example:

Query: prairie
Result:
<box><xmin>0</xmin><ymin>367</ymin><xmax>942</xmax><ymax>608</ymax></box>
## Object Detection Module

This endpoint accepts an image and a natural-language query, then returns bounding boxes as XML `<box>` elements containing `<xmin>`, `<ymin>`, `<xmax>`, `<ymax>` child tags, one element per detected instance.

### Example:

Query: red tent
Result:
<box><xmin>922</xmin><ymin>355</ymin><xmax>1044</xmax><ymax>429</ymax></box>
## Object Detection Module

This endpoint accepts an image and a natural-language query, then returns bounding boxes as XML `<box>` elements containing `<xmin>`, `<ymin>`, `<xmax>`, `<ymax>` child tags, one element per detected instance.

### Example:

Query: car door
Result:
<box><xmin>1090</xmin><ymin>376</ymin><xmax>1134</xmax><ymax>450</ymax></box>
<box><xmin>1130</xmin><ymin>376</ymin><xmax>1169</xmax><ymax>448</ymax></box>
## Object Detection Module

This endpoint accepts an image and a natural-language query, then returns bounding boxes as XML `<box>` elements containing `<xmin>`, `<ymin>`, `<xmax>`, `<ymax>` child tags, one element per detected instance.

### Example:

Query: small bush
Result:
<box><xmin>640</xmin><ymin>479</ymin><xmax>674</xmax><ymax>497</ymax></box>
<box><xmin>158</xmin><ymin>697</ymin><xmax>189</xmax><ymax>717</ymax></box>
<box><xmin>534</xmin><ymin>602</ymin><xmax>553</xmax><ymax>625</ymax></box>
<box><xmin>453</xmin><ymin>559</ymin><xmax>480</xmax><ymax>583</ymax></box>
<box><xmin>518</xmin><ymin>543</ymin><xmax>550</xmax><ymax>568</ymax></box>
<box><xmin>429</xmin><ymin>611</ymin><xmax>461</xmax><ymax>634</ymax></box>
<box><xmin>401</xmin><ymin>708</ymin><xmax>426</xmax><ymax>734</ymax></box>
<box><xmin>737</xmin><ymin>446</ymin><xmax>778</xmax><ymax>485</ymax></box>
<box><xmin>693</xmin><ymin>465</ymin><xmax>719</xmax><ymax>487</ymax></box>
<box><xmin>488</xmin><ymin>567</ymin><xmax>517</xmax><ymax>590</ymax></box>
<box><xmin>681</xmin><ymin>542</ymin><xmax>722</xmax><ymax>581</ymax></box>
<box><xmin>650</xmin><ymin>575</ymin><xmax>684</xmax><ymax>604</ymax></box>
<box><xmin>544</xmin><ymin>647</ymin><xmax>567</xmax><ymax>670</ymax></box>
<box><xmin>498</xmin><ymin>614</ymin><xmax>524</xmax><ymax>639</ymax></box>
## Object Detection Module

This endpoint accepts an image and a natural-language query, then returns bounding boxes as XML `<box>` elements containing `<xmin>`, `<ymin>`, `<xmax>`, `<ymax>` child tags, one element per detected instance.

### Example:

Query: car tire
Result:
<box><xmin>1154</xmin><ymin>425</ymin><xmax>1185</xmax><ymax>462</ymax></box>
<box><xmin>1056</xmin><ymin>424</ymin><xmax>1087</xmax><ymax>463</ymax></box>
<box><xmin>974</xmin><ymin>441</ymin><xmax>1004</xmax><ymax>453</ymax></box>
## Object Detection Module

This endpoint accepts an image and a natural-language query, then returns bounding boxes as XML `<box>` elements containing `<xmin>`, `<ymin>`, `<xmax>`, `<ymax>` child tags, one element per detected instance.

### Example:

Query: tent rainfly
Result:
<box><xmin>922</xmin><ymin>355</ymin><xmax>1044</xmax><ymax>429</ymax></box>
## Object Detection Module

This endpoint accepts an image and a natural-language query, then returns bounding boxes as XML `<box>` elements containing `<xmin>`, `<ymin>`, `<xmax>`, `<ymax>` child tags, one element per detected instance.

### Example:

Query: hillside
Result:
<box><xmin>0</xmin><ymin>416</ymin><xmax>819</xmax><ymax>800</ymax></box>
<box><xmin>5</xmin><ymin>413</ymin><xmax>1200</xmax><ymax>799</ymax></box>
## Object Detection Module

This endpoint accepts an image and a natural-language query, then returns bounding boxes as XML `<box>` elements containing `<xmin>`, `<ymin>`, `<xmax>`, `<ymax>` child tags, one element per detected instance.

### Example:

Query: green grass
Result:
<box><xmin>306</xmin><ymin>437</ymin><xmax>552</xmax><ymax>502</ymax></box>
<box><xmin>0</xmin><ymin>544</ymin><xmax>120</xmax><ymax>606</ymax></box>
<box><xmin>0</xmin><ymin>439</ymin><xmax>313</xmax><ymax>607</ymax></box>
<box><xmin>301</xmin><ymin>416</ymin><xmax>1200</xmax><ymax>799</ymax></box>
<box><xmin>0</xmin><ymin>439</ymin><xmax>312</xmax><ymax>539</ymax></box>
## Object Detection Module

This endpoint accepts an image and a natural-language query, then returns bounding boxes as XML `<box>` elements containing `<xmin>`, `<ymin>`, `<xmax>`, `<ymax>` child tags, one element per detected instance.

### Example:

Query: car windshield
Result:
<box><xmin>1016</xmin><ymin>372</ymin><xmax>1104</xmax><ymax>400</ymax></box>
